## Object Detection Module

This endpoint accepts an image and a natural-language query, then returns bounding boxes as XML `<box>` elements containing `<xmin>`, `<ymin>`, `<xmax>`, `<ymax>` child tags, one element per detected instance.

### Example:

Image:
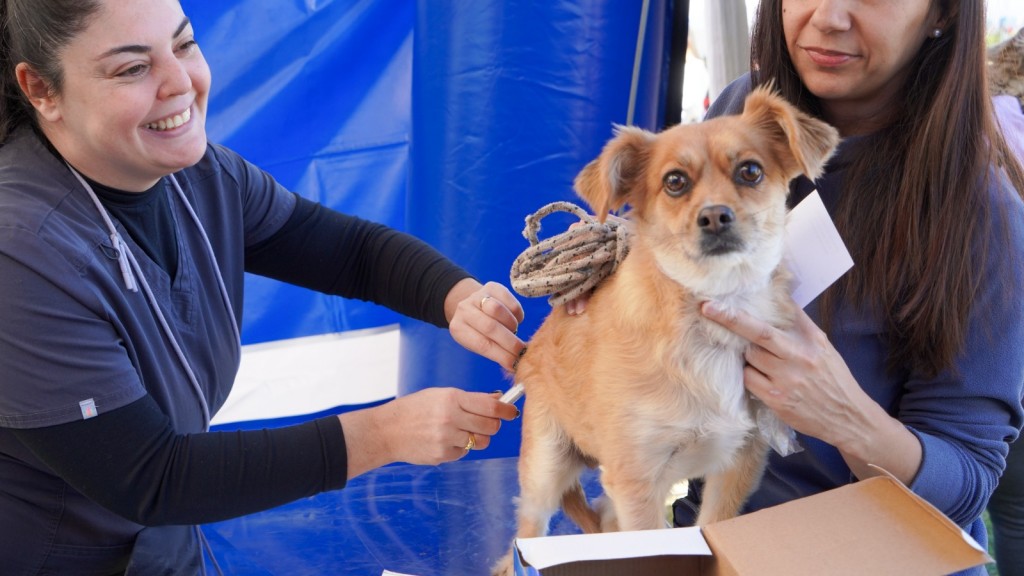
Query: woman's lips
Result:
<box><xmin>145</xmin><ymin>106</ymin><xmax>192</xmax><ymax>132</ymax></box>
<box><xmin>803</xmin><ymin>46</ymin><xmax>855</xmax><ymax>67</ymax></box>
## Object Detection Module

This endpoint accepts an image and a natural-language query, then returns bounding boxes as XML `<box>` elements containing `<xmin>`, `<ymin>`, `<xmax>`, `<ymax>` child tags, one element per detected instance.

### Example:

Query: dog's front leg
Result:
<box><xmin>492</xmin><ymin>411</ymin><xmax>587</xmax><ymax>576</ymax></box>
<box><xmin>695</xmin><ymin>436</ymin><xmax>769</xmax><ymax>525</ymax></box>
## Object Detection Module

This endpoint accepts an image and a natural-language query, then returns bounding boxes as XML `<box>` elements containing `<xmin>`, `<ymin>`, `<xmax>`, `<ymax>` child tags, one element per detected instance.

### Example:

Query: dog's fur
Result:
<box><xmin>493</xmin><ymin>87</ymin><xmax>838</xmax><ymax>575</ymax></box>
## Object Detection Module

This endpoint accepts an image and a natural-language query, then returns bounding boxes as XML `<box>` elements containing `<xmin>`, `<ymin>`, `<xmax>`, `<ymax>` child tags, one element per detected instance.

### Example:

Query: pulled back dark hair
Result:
<box><xmin>0</xmin><ymin>0</ymin><xmax>101</xmax><ymax>143</ymax></box>
<box><xmin>750</xmin><ymin>0</ymin><xmax>1024</xmax><ymax>377</ymax></box>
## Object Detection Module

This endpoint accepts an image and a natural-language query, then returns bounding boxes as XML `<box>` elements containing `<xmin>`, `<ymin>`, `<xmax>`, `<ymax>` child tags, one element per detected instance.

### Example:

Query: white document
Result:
<box><xmin>784</xmin><ymin>190</ymin><xmax>853</xmax><ymax>307</ymax></box>
<box><xmin>514</xmin><ymin>526</ymin><xmax>711</xmax><ymax>570</ymax></box>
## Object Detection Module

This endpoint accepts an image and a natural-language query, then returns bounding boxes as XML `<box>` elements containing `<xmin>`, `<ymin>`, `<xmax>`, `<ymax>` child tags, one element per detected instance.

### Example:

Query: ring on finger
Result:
<box><xmin>463</xmin><ymin>433</ymin><xmax>476</xmax><ymax>452</ymax></box>
<box><xmin>479</xmin><ymin>295</ymin><xmax>492</xmax><ymax>309</ymax></box>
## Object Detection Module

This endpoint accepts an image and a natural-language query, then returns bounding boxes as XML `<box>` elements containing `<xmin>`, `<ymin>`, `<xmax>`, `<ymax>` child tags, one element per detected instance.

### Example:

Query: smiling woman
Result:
<box><xmin>780</xmin><ymin>0</ymin><xmax>943</xmax><ymax>136</ymax></box>
<box><xmin>0</xmin><ymin>0</ymin><xmax>525</xmax><ymax>573</ymax></box>
<box><xmin>16</xmin><ymin>3</ymin><xmax>210</xmax><ymax>191</ymax></box>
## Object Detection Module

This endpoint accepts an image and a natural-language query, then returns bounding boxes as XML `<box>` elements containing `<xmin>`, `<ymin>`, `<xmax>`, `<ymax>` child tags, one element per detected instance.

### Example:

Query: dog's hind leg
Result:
<box><xmin>695</xmin><ymin>436</ymin><xmax>769</xmax><ymax>525</ymax></box>
<box><xmin>561</xmin><ymin>479</ymin><xmax>601</xmax><ymax>534</ymax></box>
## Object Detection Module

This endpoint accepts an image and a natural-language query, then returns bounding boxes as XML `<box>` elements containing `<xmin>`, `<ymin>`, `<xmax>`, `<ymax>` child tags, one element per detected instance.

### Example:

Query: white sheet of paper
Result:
<box><xmin>515</xmin><ymin>526</ymin><xmax>711</xmax><ymax>570</ymax></box>
<box><xmin>381</xmin><ymin>526</ymin><xmax>710</xmax><ymax>575</ymax></box>
<box><xmin>784</xmin><ymin>190</ymin><xmax>853</xmax><ymax>307</ymax></box>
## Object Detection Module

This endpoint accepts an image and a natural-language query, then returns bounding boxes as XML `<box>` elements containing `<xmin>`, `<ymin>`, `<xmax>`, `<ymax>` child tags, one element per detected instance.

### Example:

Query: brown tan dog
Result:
<box><xmin>494</xmin><ymin>86</ymin><xmax>839</xmax><ymax>575</ymax></box>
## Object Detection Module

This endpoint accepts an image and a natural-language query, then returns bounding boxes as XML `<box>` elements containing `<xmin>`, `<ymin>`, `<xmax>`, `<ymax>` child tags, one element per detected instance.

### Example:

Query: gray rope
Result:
<box><xmin>509</xmin><ymin>201</ymin><xmax>631</xmax><ymax>307</ymax></box>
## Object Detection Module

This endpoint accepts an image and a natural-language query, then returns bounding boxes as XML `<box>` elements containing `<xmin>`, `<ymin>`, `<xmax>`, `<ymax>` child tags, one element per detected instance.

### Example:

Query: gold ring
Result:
<box><xmin>463</xmin><ymin>433</ymin><xmax>476</xmax><ymax>452</ymax></box>
<box><xmin>480</xmin><ymin>295</ymin><xmax>492</xmax><ymax>309</ymax></box>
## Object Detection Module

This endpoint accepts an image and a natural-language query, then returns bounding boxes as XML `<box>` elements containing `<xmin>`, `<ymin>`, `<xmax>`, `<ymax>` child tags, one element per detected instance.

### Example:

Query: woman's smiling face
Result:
<box><xmin>782</xmin><ymin>0</ymin><xmax>942</xmax><ymax>133</ymax></box>
<box><xmin>35</xmin><ymin>0</ymin><xmax>211</xmax><ymax>191</ymax></box>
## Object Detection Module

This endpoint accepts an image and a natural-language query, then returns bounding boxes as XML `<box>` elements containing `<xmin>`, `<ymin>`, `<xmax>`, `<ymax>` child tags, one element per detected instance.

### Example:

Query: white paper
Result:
<box><xmin>515</xmin><ymin>526</ymin><xmax>710</xmax><ymax>570</ymax></box>
<box><xmin>784</xmin><ymin>191</ymin><xmax>853</xmax><ymax>307</ymax></box>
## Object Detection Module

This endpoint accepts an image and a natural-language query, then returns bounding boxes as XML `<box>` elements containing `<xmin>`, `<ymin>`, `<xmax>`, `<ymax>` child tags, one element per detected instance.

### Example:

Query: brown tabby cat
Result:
<box><xmin>989</xmin><ymin>27</ymin><xmax>1024</xmax><ymax>105</ymax></box>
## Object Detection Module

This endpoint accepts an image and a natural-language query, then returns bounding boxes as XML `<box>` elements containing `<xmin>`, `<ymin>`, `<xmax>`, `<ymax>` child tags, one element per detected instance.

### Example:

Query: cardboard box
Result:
<box><xmin>513</xmin><ymin>473</ymin><xmax>991</xmax><ymax>575</ymax></box>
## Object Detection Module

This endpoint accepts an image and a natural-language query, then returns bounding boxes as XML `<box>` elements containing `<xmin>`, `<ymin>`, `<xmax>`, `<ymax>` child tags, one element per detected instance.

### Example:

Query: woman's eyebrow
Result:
<box><xmin>96</xmin><ymin>17</ymin><xmax>191</xmax><ymax>60</ymax></box>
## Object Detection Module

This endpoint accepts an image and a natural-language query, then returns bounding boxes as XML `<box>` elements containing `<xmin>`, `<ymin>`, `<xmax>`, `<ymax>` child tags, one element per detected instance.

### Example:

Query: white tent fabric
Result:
<box><xmin>211</xmin><ymin>326</ymin><xmax>399</xmax><ymax>426</ymax></box>
<box><xmin>704</xmin><ymin>0</ymin><xmax>750</xmax><ymax>101</ymax></box>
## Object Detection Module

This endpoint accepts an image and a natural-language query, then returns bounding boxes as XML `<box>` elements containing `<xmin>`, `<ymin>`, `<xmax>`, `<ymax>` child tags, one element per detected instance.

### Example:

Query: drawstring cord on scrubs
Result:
<box><xmin>69</xmin><ymin>164</ymin><xmax>241</xmax><ymax>432</ymax></box>
<box><xmin>71</xmin><ymin>164</ymin><xmax>238</xmax><ymax>576</ymax></box>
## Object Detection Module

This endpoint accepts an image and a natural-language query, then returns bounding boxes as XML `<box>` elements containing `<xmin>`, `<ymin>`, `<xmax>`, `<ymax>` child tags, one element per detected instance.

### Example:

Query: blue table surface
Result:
<box><xmin>203</xmin><ymin>456</ymin><xmax>601</xmax><ymax>575</ymax></box>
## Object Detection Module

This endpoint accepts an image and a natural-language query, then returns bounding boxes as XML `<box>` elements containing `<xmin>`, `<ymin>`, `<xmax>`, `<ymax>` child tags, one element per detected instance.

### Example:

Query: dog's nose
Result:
<box><xmin>697</xmin><ymin>205</ymin><xmax>735</xmax><ymax>234</ymax></box>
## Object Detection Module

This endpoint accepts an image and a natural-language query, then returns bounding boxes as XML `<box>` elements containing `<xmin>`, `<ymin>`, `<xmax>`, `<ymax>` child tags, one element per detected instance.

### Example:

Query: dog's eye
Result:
<box><xmin>663</xmin><ymin>170</ymin><xmax>692</xmax><ymax>197</ymax></box>
<box><xmin>735</xmin><ymin>161</ymin><xmax>764</xmax><ymax>185</ymax></box>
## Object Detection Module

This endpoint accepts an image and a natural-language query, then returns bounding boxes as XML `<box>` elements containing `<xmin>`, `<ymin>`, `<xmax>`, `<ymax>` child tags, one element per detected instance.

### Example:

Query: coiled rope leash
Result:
<box><xmin>509</xmin><ymin>201</ymin><xmax>632</xmax><ymax>307</ymax></box>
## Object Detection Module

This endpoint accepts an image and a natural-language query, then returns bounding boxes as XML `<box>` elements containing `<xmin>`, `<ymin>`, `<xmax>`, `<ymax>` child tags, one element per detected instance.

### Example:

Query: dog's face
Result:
<box><xmin>574</xmin><ymin>87</ymin><xmax>839</xmax><ymax>295</ymax></box>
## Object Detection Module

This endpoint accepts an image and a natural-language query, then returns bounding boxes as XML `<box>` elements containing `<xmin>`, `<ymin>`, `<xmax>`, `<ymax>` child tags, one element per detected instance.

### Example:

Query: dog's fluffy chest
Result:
<box><xmin>615</xmin><ymin>288</ymin><xmax>781</xmax><ymax>474</ymax></box>
<box><xmin>662</xmin><ymin>321</ymin><xmax>754</xmax><ymax>449</ymax></box>
<box><xmin>575</xmin><ymin>324</ymin><xmax>755</xmax><ymax>483</ymax></box>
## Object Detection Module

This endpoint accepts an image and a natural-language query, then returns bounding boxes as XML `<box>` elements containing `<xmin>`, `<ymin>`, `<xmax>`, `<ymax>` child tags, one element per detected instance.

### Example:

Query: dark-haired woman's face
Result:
<box><xmin>41</xmin><ymin>0</ymin><xmax>210</xmax><ymax>190</ymax></box>
<box><xmin>782</xmin><ymin>0</ymin><xmax>940</xmax><ymax>131</ymax></box>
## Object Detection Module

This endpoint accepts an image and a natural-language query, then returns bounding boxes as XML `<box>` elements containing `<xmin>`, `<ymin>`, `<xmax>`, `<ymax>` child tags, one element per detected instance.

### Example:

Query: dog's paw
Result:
<box><xmin>594</xmin><ymin>494</ymin><xmax>619</xmax><ymax>532</ymax></box>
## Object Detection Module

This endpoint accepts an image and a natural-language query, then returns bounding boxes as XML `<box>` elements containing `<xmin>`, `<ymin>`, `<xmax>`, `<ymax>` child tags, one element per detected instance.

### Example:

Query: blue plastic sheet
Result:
<box><xmin>204</xmin><ymin>456</ymin><xmax>602</xmax><ymax>575</ymax></box>
<box><xmin>183</xmin><ymin>0</ymin><xmax>416</xmax><ymax>344</ymax></box>
<box><xmin>187</xmin><ymin>1</ymin><xmax>673</xmax><ymax>459</ymax></box>
<box><xmin>402</xmin><ymin>0</ymin><xmax>673</xmax><ymax>458</ymax></box>
<box><xmin>184</xmin><ymin>1</ymin><xmax>676</xmax><ymax>570</ymax></box>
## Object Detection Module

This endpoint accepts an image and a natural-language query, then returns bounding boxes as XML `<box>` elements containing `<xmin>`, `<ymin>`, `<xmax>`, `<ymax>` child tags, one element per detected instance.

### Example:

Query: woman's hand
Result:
<box><xmin>703</xmin><ymin>301</ymin><xmax>864</xmax><ymax>441</ymax></box>
<box><xmin>339</xmin><ymin>388</ymin><xmax>519</xmax><ymax>480</ymax></box>
<box><xmin>446</xmin><ymin>279</ymin><xmax>526</xmax><ymax>372</ymax></box>
<box><xmin>700</xmin><ymin>300</ymin><xmax>922</xmax><ymax>483</ymax></box>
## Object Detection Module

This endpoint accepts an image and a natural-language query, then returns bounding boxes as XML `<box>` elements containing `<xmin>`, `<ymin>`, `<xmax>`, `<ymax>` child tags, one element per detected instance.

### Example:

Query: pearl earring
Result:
<box><xmin>932</xmin><ymin>28</ymin><xmax>942</xmax><ymax>38</ymax></box>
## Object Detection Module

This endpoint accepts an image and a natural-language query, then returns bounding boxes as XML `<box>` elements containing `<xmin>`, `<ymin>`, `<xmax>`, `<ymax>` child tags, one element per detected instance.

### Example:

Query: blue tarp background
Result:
<box><xmin>185</xmin><ymin>1</ymin><xmax>672</xmax><ymax>456</ymax></box>
<box><xmin>184</xmin><ymin>0</ymin><xmax>416</xmax><ymax>342</ymax></box>
<box><xmin>184</xmin><ymin>0</ymin><xmax>669</xmax><ymax>338</ymax></box>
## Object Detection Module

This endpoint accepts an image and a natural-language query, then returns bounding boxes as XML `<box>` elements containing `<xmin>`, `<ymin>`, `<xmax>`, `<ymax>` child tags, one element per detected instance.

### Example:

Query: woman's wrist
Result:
<box><xmin>338</xmin><ymin>404</ymin><xmax>394</xmax><ymax>481</ymax></box>
<box><xmin>444</xmin><ymin>278</ymin><xmax>482</xmax><ymax>324</ymax></box>
<box><xmin>835</xmin><ymin>400</ymin><xmax>922</xmax><ymax>484</ymax></box>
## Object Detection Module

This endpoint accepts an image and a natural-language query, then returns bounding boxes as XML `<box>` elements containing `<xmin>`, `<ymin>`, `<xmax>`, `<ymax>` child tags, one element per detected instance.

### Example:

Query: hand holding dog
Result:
<box><xmin>447</xmin><ymin>279</ymin><xmax>527</xmax><ymax>371</ymax></box>
<box><xmin>701</xmin><ymin>300</ymin><xmax>923</xmax><ymax>485</ymax></box>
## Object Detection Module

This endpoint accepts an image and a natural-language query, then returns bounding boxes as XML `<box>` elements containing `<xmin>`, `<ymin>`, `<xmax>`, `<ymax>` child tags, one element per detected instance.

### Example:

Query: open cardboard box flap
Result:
<box><xmin>514</xmin><ymin>472</ymin><xmax>991</xmax><ymax>575</ymax></box>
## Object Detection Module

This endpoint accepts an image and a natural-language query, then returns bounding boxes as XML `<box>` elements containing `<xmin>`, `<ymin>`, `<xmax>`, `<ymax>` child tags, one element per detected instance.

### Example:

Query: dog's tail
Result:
<box><xmin>561</xmin><ymin>480</ymin><xmax>602</xmax><ymax>534</ymax></box>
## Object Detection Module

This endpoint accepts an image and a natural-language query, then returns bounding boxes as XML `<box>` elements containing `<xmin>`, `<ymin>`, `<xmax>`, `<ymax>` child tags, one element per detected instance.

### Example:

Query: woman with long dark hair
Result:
<box><xmin>673</xmin><ymin>3</ymin><xmax>1024</xmax><ymax>574</ymax></box>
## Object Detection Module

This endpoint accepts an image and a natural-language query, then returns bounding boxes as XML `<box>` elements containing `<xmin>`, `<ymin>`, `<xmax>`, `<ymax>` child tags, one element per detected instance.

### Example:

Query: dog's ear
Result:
<box><xmin>741</xmin><ymin>85</ymin><xmax>840</xmax><ymax>181</ymax></box>
<box><xmin>574</xmin><ymin>125</ymin><xmax>655</xmax><ymax>221</ymax></box>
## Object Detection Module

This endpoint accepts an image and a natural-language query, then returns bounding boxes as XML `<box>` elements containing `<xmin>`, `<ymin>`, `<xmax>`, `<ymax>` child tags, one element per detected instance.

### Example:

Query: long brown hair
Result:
<box><xmin>750</xmin><ymin>0</ymin><xmax>1024</xmax><ymax>377</ymax></box>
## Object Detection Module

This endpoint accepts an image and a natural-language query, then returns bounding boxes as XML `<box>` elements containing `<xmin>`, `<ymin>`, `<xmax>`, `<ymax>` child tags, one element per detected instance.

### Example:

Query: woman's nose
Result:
<box><xmin>809</xmin><ymin>0</ymin><xmax>853</xmax><ymax>34</ymax></box>
<box><xmin>157</xmin><ymin>58</ymin><xmax>193</xmax><ymax>99</ymax></box>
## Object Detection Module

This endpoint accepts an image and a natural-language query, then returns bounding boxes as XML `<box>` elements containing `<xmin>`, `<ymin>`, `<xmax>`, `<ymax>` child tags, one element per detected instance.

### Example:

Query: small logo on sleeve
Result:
<box><xmin>79</xmin><ymin>399</ymin><xmax>98</xmax><ymax>419</ymax></box>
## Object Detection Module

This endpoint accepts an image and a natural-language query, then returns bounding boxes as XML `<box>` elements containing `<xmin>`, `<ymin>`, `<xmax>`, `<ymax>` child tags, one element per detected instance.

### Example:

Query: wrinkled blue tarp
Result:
<box><xmin>185</xmin><ymin>0</ymin><xmax>416</xmax><ymax>343</ymax></box>
<box><xmin>184</xmin><ymin>0</ymin><xmax>668</xmax><ymax>351</ymax></box>
<box><xmin>188</xmin><ymin>1</ymin><xmax>670</xmax><ymax>459</ymax></box>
